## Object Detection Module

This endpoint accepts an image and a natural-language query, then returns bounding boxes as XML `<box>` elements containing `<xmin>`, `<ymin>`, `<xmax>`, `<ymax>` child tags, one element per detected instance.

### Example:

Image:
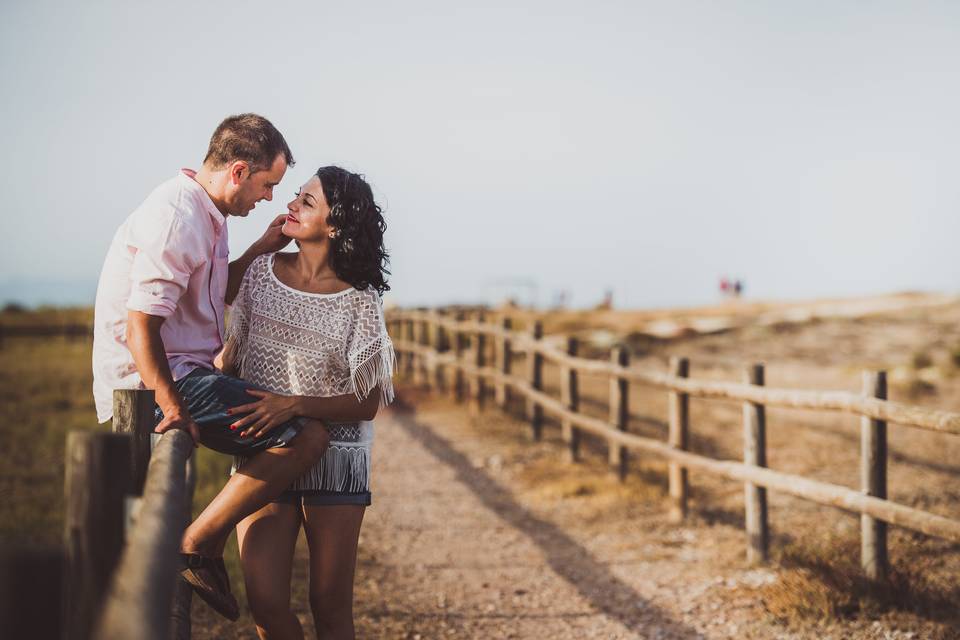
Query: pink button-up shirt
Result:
<box><xmin>92</xmin><ymin>169</ymin><xmax>229</xmax><ymax>422</ymax></box>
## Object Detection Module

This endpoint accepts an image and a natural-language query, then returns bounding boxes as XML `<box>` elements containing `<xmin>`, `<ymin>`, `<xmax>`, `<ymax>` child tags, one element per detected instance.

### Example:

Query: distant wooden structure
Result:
<box><xmin>389</xmin><ymin>308</ymin><xmax>960</xmax><ymax>580</ymax></box>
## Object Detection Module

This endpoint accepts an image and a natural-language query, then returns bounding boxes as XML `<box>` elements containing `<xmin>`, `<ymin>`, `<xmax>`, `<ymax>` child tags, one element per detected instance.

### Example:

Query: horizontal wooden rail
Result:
<box><xmin>96</xmin><ymin>429</ymin><xmax>195</xmax><ymax>640</ymax></box>
<box><xmin>390</xmin><ymin>332</ymin><xmax>960</xmax><ymax>544</ymax></box>
<box><xmin>390</xmin><ymin>317</ymin><xmax>960</xmax><ymax>436</ymax></box>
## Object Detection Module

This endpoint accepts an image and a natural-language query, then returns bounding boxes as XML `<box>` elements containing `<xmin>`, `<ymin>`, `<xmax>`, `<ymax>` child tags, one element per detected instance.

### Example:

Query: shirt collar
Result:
<box><xmin>179</xmin><ymin>168</ymin><xmax>226</xmax><ymax>227</ymax></box>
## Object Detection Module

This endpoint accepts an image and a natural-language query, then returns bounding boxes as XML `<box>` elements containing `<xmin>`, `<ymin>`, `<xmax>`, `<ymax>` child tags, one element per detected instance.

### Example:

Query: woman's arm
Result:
<box><xmin>226</xmin><ymin>387</ymin><xmax>382</xmax><ymax>439</ymax></box>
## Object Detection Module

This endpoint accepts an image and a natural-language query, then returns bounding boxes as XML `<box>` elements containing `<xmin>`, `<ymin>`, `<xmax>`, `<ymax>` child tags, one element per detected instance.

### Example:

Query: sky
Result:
<box><xmin>1</xmin><ymin>1</ymin><xmax>959</xmax><ymax>309</ymax></box>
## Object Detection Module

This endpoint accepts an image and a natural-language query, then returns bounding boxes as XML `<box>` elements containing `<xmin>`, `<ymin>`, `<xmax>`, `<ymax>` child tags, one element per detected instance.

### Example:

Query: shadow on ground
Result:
<box><xmin>391</xmin><ymin>396</ymin><xmax>704</xmax><ymax>639</ymax></box>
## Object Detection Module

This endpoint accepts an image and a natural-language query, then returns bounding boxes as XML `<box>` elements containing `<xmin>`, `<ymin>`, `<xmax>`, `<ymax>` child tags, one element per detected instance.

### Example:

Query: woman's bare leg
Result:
<box><xmin>183</xmin><ymin>422</ymin><xmax>329</xmax><ymax>557</ymax></box>
<box><xmin>301</xmin><ymin>504</ymin><xmax>366</xmax><ymax>640</ymax></box>
<box><xmin>236</xmin><ymin>501</ymin><xmax>304</xmax><ymax>640</ymax></box>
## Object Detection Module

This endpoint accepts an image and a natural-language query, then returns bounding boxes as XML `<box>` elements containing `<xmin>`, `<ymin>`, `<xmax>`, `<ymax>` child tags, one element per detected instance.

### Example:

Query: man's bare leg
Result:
<box><xmin>181</xmin><ymin>421</ymin><xmax>329</xmax><ymax>556</ymax></box>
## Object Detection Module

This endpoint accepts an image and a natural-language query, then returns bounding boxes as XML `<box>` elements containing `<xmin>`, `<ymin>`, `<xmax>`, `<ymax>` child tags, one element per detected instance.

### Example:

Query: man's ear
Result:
<box><xmin>229</xmin><ymin>160</ymin><xmax>249</xmax><ymax>184</ymax></box>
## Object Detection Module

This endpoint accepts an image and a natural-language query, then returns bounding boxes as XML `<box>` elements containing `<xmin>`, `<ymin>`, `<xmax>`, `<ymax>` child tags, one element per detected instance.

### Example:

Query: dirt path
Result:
<box><xmin>354</xmin><ymin>402</ymin><xmax>701</xmax><ymax>639</ymax></box>
<box><xmin>350</xmin><ymin>392</ymin><xmax>954</xmax><ymax>640</ymax></box>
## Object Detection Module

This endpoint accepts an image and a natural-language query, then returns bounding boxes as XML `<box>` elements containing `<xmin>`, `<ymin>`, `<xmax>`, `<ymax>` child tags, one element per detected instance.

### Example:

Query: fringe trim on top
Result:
<box><xmin>223</xmin><ymin>307</ymin><xmax>249</xmax><ymax>377</ymax></box>
<box><xmin>235</xmin><ymin>444</ymin><xmax>371</xmax><ymax>493</ymax></box>
<box><xmin>351</xmin><ymin>342</ymin><xmax>397</xmax><ymax>407</ymax></box>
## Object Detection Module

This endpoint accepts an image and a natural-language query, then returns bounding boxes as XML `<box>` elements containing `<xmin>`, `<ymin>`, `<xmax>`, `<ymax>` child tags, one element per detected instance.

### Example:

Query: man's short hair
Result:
<box><xmin>203</xmin><ymin>113</ymin><xmax>295</xmax><ymax>173</ymax></box>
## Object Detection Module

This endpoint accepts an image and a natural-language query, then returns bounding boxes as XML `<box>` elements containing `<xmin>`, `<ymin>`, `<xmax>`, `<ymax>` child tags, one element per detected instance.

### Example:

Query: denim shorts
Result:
<box><xmin>274</xmin><ymin>489</ymin><xmax>372</xmax><ymax>507</ymax></box>
<box><xmin>154</xmin><ymin>367</ymin><xmax>303</xmax><ymax>457</ymax></box>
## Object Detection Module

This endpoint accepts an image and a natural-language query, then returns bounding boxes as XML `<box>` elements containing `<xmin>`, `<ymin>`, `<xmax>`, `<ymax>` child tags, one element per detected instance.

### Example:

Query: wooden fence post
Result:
<box><xmin>112</xmin><ymin>389</ymin><xmax>156</xmax><ymax>495</ymax></box>
<box><xmin>168</xmin><ymin>453</ymin><xmax>196</xmax><ymax>640</ymax></box>
<box><xmin>743</xmin><ymin>363</ymin><xmax>769</xmax><ymax>564</ymax></box>
<box><xmin>0</xmin><ymin>547</ymin><xmax>63</xmax><ymax>640</ymax></box>
<box><xmin>391</xmin><ymin>317</ymin><xmax>404</xmax><ymax>376</ymax></box>
<box><xmin>668</xmin><ymin>356</ymin><xmax>690</xmax><ymax>522</ymax></box>
<box><xmin>527</xmin><ymin>320</ymin><xmax>544</xmax><ymax>440</ymax></box>
<box><xmin>112</xmin><ymin>389</ymin><xmax>195</xmax><ymax>639</ymax></box>
<box><xmin>609</xmin><ymin>346</ymin><xmax>629</xmax><ymax>480</ymax></box>
<box><xmin>433</xmin><ymin>311</ymin><xmax>446</xmax><ymax>392</ymax></box>
<box><xmin>861</xmin><ymin>370</ymin><xmax>889</xmax><ymax>581</ymax></box>
<box><xmin>404</xmin><ymin>318</ymin><xmax>416</xmax><ymax>382</ymax></box>
<box><xmin>495</xmin><ymin>317</ymin><xmax>512</xmax><ymax>409</ymax></box>
<box><xmin>470</xmin><ymin>313</ymin><xmax>487</xmax><ymax>414</ymax></box>
<box><xmin>64</xmin><ymin>431</ymin><xmax>132</xmax><ymax>640</ymax></box>
<box><xmin>413</xmin><ymin>315</ymin><xmax>426</xmax><ymax>387</ymax></box>
<box><xmin>452</xmin><ymin>312</ymin><xmax>466</xmax><ymax>402</ymax></box>
<box><xmin>561</xmin><ymin>337</ymin><xmax>580</xmax><ymax>462</ymax></box>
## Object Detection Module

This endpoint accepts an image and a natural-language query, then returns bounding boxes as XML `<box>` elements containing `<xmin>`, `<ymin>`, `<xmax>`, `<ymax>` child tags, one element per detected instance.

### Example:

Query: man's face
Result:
<box><xmin>225</xmin><ymin>153</ymin><xmax>287</xmax><ymax>217</ymax></box>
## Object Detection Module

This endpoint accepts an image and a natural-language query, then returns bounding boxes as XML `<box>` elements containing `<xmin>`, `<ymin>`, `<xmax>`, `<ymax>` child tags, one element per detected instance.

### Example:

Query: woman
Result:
<box><xmin>221</xmin><ymin>166</ymin><xmax>393</xmax><ymax>639</ymax></box>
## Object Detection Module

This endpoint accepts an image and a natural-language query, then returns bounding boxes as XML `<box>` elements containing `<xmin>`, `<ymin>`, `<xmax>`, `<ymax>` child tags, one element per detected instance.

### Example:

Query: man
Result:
<box><xmin>93</xmin><ymin>114</ymin><xmax>331</xmax><ymax>620</ymax></box>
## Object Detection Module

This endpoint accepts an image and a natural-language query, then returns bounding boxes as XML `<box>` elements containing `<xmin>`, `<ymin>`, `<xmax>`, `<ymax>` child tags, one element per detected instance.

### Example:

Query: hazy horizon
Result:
<box><xmin>2</xmin><ymin>1</ymin><xmax>959</xmax><ymax>311</ymax></box>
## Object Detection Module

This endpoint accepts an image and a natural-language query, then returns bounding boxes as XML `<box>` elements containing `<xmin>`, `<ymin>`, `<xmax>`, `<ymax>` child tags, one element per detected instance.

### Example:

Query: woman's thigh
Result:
<box><xmin>236</xmin><ymin>501</ymin><xmax>303</xmax><ymax>608</ymax></box>
<box><xmin>301</xmin><ymin>505</ymin><xmax>366</xmax><ymax>603</ymax></box>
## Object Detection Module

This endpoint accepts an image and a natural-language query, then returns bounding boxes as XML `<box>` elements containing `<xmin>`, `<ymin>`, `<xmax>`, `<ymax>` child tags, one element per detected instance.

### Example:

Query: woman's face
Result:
<box><xmin>282</xmin><ymin>176</ymin><xmax>334</xmax><ymax>242</ymax></box>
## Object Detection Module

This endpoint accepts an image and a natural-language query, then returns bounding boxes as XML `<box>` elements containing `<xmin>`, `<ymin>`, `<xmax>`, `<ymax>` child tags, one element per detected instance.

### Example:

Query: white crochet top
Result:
<box><xmin>227</xmin><ymin>253</ymin><xmax>394</xmax><ymax>492</ymax></box>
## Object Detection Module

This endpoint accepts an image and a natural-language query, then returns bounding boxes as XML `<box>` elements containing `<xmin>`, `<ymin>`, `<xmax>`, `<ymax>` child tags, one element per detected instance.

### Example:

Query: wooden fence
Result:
<box><xmin>0</xmin><ymin>389</ymin><xmax>196</xmax><ymax>640</ymax></box>
<box><xmin>387</xmin><ymin>309</ymin><xmax>960</xmax><ymax>580</ymax></box>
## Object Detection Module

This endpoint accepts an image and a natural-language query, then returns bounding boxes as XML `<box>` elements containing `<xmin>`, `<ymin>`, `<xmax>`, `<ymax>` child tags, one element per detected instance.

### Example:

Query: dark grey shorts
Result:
<box><xmin>274</xmin><ymin>490</ymin><xmax>372</xmax><ymax>507</ymax></box>
<box><xmin>154</xmin><ymin>367</ymin><xmax>302</xmax><ymax>457</ymax></box>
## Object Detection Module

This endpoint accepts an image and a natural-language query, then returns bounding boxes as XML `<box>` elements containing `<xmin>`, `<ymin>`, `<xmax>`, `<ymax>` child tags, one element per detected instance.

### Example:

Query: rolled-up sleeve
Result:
<box><xmin>126</xmin><ymin>213</ymin><xmax>204</xmax><ymax>318</ymax></box>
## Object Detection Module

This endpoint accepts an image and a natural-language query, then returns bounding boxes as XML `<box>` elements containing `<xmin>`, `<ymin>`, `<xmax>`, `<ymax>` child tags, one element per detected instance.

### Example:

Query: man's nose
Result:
<box><xmin>264</xmin><ymin>188</ymin><xmax>274</xmax><ymax>202</ymax></box>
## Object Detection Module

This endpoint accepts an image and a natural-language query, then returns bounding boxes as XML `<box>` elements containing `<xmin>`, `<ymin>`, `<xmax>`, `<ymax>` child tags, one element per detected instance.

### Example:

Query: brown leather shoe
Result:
<box><xmin>180</xmin><ymin>553</ymin><xmax>240</xmax><ymax>621</ymax></box>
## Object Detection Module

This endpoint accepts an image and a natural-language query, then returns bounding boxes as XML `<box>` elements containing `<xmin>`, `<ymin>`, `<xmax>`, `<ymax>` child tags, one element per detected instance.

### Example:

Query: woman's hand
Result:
<box><xmin>227</xmin><ymin>389</ymin><xmax>300</xmax><ymax>439</ymax></box>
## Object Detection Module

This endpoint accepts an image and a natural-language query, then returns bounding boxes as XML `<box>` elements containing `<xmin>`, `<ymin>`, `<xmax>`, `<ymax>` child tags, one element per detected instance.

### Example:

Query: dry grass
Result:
<box><xmin>757</xmin><ymin>534</ymin><xmax>960</xmax><ymax>637</ymax></box>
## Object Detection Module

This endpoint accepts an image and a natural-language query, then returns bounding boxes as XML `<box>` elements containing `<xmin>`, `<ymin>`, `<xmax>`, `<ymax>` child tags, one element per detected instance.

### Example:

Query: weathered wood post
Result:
<box><xmin>95</xmin><ymin>430</ymin><xmax>195</xmax><ymax>640</ymax></box>
<box><xmin>433</xmin><ymin>311</ymin><xmax>446</xmax><ymax>392</ymax></box>
<box><xmin>168</xmin><ymin>447</ymin><xmax>196</xmax><ymax>640</ymax></box>
<box><xmin>609</xmin><ymin>346</ymin><xmax>629</xmax><ymax>480</ymax></box>
<box><xmin>64</xmin><ymin>431</ymin><xmax>132</xmax><ymax>640</ymax></box>
<box><xmin>391</xmin><ymin>317</ymin><xmax>404</xmax><ymax>377</ymax></box>
<box><xmin>112</xmin><ymin>389</ymin><xmax>156</xmax><ymax>494</ymax></box>
<box><xmin>527</xmin><ymin>320</ymin><xmax>544</xmax><ymax>440</ymax></box>
<box><xmin>404</xmin><ymin>317</ymin><xmax>416</xmax><ymax>382</ymax></box>
<box><xmin>112</xmin><ymin>389</ymin><xmax>194</xmax><ymax>640</ymax></box>
<box><xmin>470</xmin><ymin>312</ymin><xmax>487</xmax><ymax>414</ymax></box>
<box><xmin>452</xmin><ymin>311</ymin><xmax>466</xmax><ymax>402</ymax></box>
<box><xmin>413</xmin><ymin>314</ymin><xmax>427</xmax><ymax>387</ymax></box>
<box><xmin>0</xmin><ymin>547</ymin><xmax>64</xmax><ymax>640</ymax></box>
<box><xmin>561</xmin><ymin>337</ymin><xmax>580</xmax><ymax>462</ymax></box>
<box><xmin>668</xmin><ymin>356</ymin><xmax>690</xmax><ymax>522</ymax></box>
<box><xmin>743</xmin><ymin>363</ymin><xmax>769</xmax><ymax>564</ymax></box>
<box><xmin>861</xmin><ymin>370</ymin><xmax>889</xmax><ymax>581</ymax></box>
<box><xmin>495</xmin><ymin>317</ymin><xmax>513</xmax><ymax>410</ymax></box>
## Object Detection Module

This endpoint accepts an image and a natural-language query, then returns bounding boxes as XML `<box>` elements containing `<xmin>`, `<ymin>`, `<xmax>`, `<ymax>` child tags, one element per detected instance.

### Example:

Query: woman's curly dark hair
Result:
<box><xmin>316</xmin><ymin>166</ymin><xmax>390</xmax><ymax>295</ymax></box>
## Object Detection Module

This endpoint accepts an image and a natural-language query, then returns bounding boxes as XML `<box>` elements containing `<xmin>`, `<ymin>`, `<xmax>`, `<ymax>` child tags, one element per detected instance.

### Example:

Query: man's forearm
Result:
<box><xmin>293</xmin><ymin>389</ymin><xmax>381</xmax><ymax>423</ymax></box>
<box><xmin>126</xmin><ymin>311</ymin><xmax>184</xmax><ymax>414</ymax></box>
